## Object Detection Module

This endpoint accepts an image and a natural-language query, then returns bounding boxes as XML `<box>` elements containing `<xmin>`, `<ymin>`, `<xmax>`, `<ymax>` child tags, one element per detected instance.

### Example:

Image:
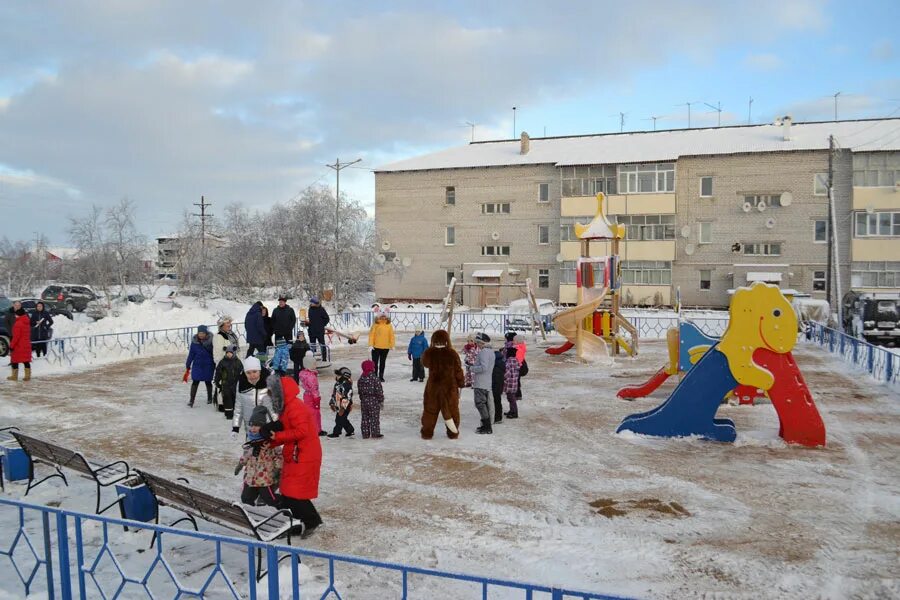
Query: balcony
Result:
<box><xmin>853</xmin><ymin>186</ymin><xmax>900</xmax><ymax>210</ymax></box>
<box><xmin>561</xmin><ymin>194</ymin><xmax>676</xmax><ymax>217</ymax></box>
<box><xmin>852</xmin><ymin>238</ymin><xmax>900</xmax><ymax>261</ymax></box>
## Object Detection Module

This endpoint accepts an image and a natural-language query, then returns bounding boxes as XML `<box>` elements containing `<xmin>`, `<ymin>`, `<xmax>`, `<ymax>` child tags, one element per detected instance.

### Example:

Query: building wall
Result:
<box><xmin>374</xmin><ymin>165</ymin><xmax>561</xmax><ymax>304</ymax></box>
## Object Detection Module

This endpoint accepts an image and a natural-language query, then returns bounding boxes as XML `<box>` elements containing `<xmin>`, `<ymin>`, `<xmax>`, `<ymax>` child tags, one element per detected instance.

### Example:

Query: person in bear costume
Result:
<box><xmin>420</xmin><ymin>329</ymin><xmax>465</xmax><ymax>439</ymax></box>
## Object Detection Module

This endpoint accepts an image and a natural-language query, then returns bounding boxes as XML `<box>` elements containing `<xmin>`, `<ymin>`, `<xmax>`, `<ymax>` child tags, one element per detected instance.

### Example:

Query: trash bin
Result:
<box><xmin>116</xmin><ymin>477</ymin><xmax>157</xmax><ymax>523</ymax></box>
<box><xmin>1</xmin><ymin>442</ymin><xmax>29</xmax><ymax>483</ymax></box>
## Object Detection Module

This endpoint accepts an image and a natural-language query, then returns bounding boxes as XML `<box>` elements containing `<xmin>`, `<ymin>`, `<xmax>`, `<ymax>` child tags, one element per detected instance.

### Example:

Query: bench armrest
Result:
<box><xmin>253</xmin><ymin>508</ymin><xmax>294</xmax><ymax>530</ymax></box>
<box><xmin>97</xmin><ymin>459</ymin><xmax>131</xmax><ymax>475</ymax></box>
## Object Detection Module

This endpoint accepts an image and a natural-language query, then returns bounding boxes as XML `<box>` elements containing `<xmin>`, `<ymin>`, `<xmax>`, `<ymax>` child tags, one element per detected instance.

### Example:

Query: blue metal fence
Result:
<box><xmin>0</xmin><ymin>496</ymin><xmax>630</xmax><ymax>600</ymax></box>
<box><xmin>804</xmin><ymin>322</ymin><xmax>899</xmax><ymax>391</ymax></box>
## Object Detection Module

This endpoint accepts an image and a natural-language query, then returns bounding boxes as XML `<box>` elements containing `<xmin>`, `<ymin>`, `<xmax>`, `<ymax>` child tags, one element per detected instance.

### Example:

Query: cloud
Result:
<box><xmin>871</xmin><ymin>40</ymin><xmax>894</xmax><ymax>62</ymax></box>
<box><xmin>743</xmin><ymin>53</ymin><xmax>783</xmax><ymax>71</ymax></box>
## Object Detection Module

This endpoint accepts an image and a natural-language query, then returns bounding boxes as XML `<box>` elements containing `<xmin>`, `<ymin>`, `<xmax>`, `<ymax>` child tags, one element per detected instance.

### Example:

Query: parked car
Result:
<box><xmin>84</xmin><ymin>293</ymin><xmax>147</xmax><ymax>321</ymax></box>
<box><xmin>0</xmin><ymin>296</ymin><xmax>10</xmax><ymax>357</ymax></box>
<box><xmin>40</xmin><ymin>284</ymin><xmax>99</xmax><ymax>313</ymax></box>
<box><xmin>16</xmin><ymin>297</ymin><xmax>73</xmax><ymax>320</ymax></box>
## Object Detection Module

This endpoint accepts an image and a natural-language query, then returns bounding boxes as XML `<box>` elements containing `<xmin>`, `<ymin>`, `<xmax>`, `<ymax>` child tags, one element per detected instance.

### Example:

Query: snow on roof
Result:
<box><xmin>746</xmin><ymin>272</ymin><xmax>783</xmax><ymax>282</ymax></box>
<box><xmin>45</xmin><ymin>247</ymin><xmax>77</xmax><ymax>260</ymax></box>
<box><xmin>471</xmin><ymin>269</ymin><xmax>504</xmax><ymax>278</ymax></box>
<box><xmin>376</xmin><ymin>118</ymin><xmax>900</xmax><ymax>173</ymax></box>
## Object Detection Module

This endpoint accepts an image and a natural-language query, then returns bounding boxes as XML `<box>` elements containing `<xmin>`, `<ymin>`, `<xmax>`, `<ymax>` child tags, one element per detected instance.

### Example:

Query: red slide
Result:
<box><xmin>752</xmin><ymin>348</ymin><xmax>826</xmax><ymax>447</ymax></box>
<box><xmin>544</xmin><ymin>341</ymin><xmax>574</xmax><ymax>355</ymax></box>
<box><xmin>617</xmin><ymin>367</ymin><xmax>671</xmax><ymax>400</ymax></box>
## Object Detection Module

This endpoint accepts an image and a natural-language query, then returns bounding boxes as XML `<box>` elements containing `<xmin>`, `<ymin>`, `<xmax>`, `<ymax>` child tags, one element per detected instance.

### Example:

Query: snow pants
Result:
<box><xmin>304</xmin><ymin>394</ymin><xmax>323</xmax><ymax>433</ymax></box>
<box><xmin>360</xmin><ymin>398</ymin><xmax>382</xmax><ymax>438</ymax></box>
<box><xmin>473</xmin><ymin>388</ymin><xmax>492</xmax><ymax>422</ymax></box>
<box><xmin>241</xmin><ymin>484</ymin><xmax>279</xmax><ymax>507</ymax></box>
<box><xmin>411</xmin><ymin>357</ymin><xmax>425</xmax><ymax>380</ymax></box>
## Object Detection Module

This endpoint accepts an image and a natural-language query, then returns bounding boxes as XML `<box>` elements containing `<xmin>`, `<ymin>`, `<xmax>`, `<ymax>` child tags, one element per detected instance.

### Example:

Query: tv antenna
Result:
<box><xmin>704</xmin><ymin>101</ymin><xmax>723</xmax><ymax>127</ymax></box>
<box><xmin>464</xmin><ymin>121</ymin><xmax>476</xmax><ymax>142</ymax></box>
<box><xmin>833</xmin><ymin>91</ymin><xmax>842</xmax><ymax>121</ymax></box>
<box><xmin>748</xmin><ymin>97</ymin><xmax>754</xmax><ymax>124</ymax></box>
<box><xmin>679</xmin><ymin>101</ymin><xmax>700</xmax><ymax>128</ymax></box>
<box><xmin>643</xmin><ymin>115</ymin><xmax>663</xmax><ymax>131</ymax></box>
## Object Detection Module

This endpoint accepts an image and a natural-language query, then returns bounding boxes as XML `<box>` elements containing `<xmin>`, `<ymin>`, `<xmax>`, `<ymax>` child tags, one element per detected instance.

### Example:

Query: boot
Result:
<box><xmin>23</xmin><ymin>368</ymin><xmax>31</xmax><ymax>382</ymax></box>
<box><xmin>476</xmin><ymin>418</ymin><xmax>492</xmax><ymax>434</ymax></box>
<box><xmin>504</xmin><ymin>410</ymin><xmax>518</xmax><ymax>419</ymax></box>
<box><xmin>6</xmin><ymin>367</ymin><xmax>17</xmax><ymax>381</ymax></box>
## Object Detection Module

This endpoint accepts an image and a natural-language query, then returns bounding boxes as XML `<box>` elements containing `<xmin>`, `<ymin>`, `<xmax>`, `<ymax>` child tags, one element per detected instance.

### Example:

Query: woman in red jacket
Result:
<box><xmin>260</xmin><ymin>374</ymin><xmax>323</xmax><ymax>537</ymax></box>
<box><xmin>7</xmin><ymin>308</ymin><xmax>32</xmax><ymax>381</ymax></box>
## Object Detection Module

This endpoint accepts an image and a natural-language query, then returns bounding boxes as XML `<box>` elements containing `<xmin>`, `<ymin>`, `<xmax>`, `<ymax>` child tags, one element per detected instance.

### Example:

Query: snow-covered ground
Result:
<box><xmin>2</xmin><ymin>336</ymin><xmax>899</xmax><ymax>598</ymax></box>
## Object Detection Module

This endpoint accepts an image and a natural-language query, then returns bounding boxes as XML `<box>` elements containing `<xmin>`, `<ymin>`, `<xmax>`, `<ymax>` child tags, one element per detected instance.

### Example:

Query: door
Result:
<box><xmin>477</xmin><ymin>277</ymin><xmax>501</xmax><ymax>307</ymax></box>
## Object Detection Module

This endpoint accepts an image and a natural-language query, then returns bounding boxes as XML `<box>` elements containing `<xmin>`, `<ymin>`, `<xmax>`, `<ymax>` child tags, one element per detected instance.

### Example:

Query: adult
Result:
<box><xmin>271</xmin><ymin>296</ymin><xmax>297</xmax><ymax>342</ymax></box>
<box><xmin>4</xmin><ymin>300</ymin><xmax>21</xmax><ymax>336</ymax></box>
<box><xmin>29</xmin><ymin>301</ymin><xmax>54</xmax><ymax>358</ymax></box>
<box><xmin>261</xmin><ymin>305</ymin><xmax>274</xmax><ymax>348</ymax></box>
<box><xmin>367</xmin><ymin>313</ymin><xmax>395</xmax><ymax>382</ymax></box>
<box><xmin>468</xmin><ymin>332</ymin><xmax>496</xmax><ymax>434</ymax></box>
<box><xmin>7</xmin><ymin>307</ymin><xmax>32</xmax><ymax>381</ymax></box>
<box><xmin>420</xmin><ymin>329</ymin><xmax>465</xmax><ymax>439</ymax></box>
<box><xmin>244</xmin><ymin>301</ymin><xmax>267</xmax><ymax>358</ymax></box>
<box><xmin>260</xmin><ymin>374</ymin><xmax>323</xmax><ymax>537</ymax></box>
<box><xmin>305</xmin><ymin>297</ymin><xmax>330</xmax><ymax>362</ymax></box>
<box><xmin>232</xmin><ymin>356</ymin><xmax>274</xmax><ymax>439</ymax></box>
<box><xmin>185</xmin><ymin>325</ymin><xmax>215</xmax><ymax>407</ymax></box>
<box><xmin>213</xmin><ymin>315</ymin><xmax>240</xmax><ymax>365</ymax></box>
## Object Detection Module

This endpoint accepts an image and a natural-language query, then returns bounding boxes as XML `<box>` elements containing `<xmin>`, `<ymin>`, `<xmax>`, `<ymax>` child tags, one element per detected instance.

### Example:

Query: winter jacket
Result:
<box><xmin>271</xmin><ymin>340</ymin><xmax>290</xmax><ymax>373</ymax></box>
<box><xmin>262</xmin><ymin>313</ymin><xmax>273</xmax><ymax>347</ymax></box>
<box><xmin>185</xmin><ymin>335</ymin><xmax>215</xmax><ymax>382</ymax></box>
<box><xmin>503</xmin><ymin>342</ymin><xmax>520</xmax><ymax>394</ymax></box>
<box><xmin>239</xmin><ymin>441</ymin><xmax>282</xmax><ymax>488</ymax></box>
<box><xmin>516</xmin><ymin>341</ymin><xmax>527</xmax><ymax>364</ymax></box>
<box><xmin>329</xmin><ymin>377</ymin><xmax>354</xmax><ymax>414</ymax></box>
<box><xmin>463</xmin><ymin>342</ymin><xmax>478</xmax><ymax>386</ymax></box>
<box><xmin>30</xmin><ymin>310</ymin><xmax>54</xmax><ymax>342</ymax></box>
<box><xmin>299</xmin><ymin>369</ymin><xmax>321</xmax><ymax>400</ymax></box>
<box><xmin>305</xmin><ymin>305</ymin><xmax>330</xmax><ymax>337</ymax></box>
<box><xmin>269</xmin><ymin>377</ymin><xmax>322</xmax><ymax>500</ymax></box>
<box><xmin>212</xmin><ymin>329</ymin><xmax>240</xmax><ymax>365</ymax></box>
<box><xmin>407</xmin><ymin>333</ymin><xmax>428</xmax><ymax>359</ymax></box>
<box><xmin>232</xmin><ymin>368</ymin><xmax>274</xmax><ymax>434</ymax></box>
<box><xmin>368</xmin><ymin>322</ymin><xmax>396</xmax><ymax>350</ymax></box>
<box><xmin>10</xmin><ymin>313</ymin><xmax>32</xmax><ymax>363</ymax></box>
<box><xmin>357</xmin><ymin>371</ymin><xmax>384</xmax><ymax>408</ymax></box>
<box><xmin>4</xmin><ymin>308</ymin><xmax>14</xmax><ymax>336</ymax></box>
<box><xmin>289</xmin><ymin>338</ymin><xmax>310</xmax><ymax>365</ymax></box>
<box><xmin>469</xmin><ymin>346</ymin><xmax>495</xmax><ymax>390</ymax></box>
<box><xmin>244</xmin><ymin>303</ymin><xmax>267</xmax><ymax>346</ymax></box>
<box><xmin>271</xmin><ymin>305</ymin><xmax>297</xmax><ymax>341</ymax></box>
<box><xmin>214</xmin><ymin>355</ymin><xmax>244</xmax><ymax>391</ymax></box>
<box><xmin>492</xmin><ymin>350</ymin><xmax>506</xmax><ymax>392</ymax></box>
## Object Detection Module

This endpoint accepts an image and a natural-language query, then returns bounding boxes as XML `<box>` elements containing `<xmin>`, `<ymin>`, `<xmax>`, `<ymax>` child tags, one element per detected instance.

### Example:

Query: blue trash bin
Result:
<box><xmin>116</xmin><ymin>478</ymin><xmax>157</xmax><ymax>523</ymax></box>
<box><xmin>1</xmin><ymin>444</ymin><xmax>29</xmax><ymax>482</ymax></box>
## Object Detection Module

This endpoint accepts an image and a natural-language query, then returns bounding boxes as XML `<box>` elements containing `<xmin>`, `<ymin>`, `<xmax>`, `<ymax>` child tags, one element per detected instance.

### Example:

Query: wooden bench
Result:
<box><xmin>135</xmin><ymin>470</ymin><xmax>296</xmax><ymax>579</ymax></box>
<box><xmin>11</xmin><ymin>431</ymin><xmax>132</xmax><ymax>515</ymax></box>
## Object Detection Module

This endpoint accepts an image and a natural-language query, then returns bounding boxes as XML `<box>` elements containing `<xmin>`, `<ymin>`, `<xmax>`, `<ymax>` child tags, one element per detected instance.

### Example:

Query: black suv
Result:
<box><xmin>0</xmin><ymin>296</ymin><xmax>11</xmax><ymax>356</ymax></box>
<box><xmin>41</xmin><ymin>285</ymin><xmax>99</xmax><ymax>313</ymax></box>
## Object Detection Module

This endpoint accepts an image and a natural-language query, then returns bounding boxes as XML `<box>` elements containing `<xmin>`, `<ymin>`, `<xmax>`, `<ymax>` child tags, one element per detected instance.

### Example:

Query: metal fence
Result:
<box><xmin>804</xmin><ymin>322</ymin><xmax>899</xmax><ymax>391</ymax></box>
<box><xmin>0</xmin><ymin>496</ymin><xmax>629</xmax><ymax>600</ymax></box>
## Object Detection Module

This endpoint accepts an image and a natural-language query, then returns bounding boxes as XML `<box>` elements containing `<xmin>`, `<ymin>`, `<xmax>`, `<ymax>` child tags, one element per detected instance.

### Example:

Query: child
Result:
<box><xmin>492</xmin><ymin>347</ymin><xmax>506</xmax><ymax>424</ymax></box>
<box><xmin>468</xmin><ymin>333</ymin><xmax>495</xmax><ymax>434</ymax></box>
<box><xmin>184</xmin><ymin>325</ymin><xmax>215</xmax><ymax>407</ymax></box>
<box><xmin>462</xmin><ymin>333</ymin><xmax>477</xmax><ymax>387</ymax></box>
<box><xmin>407</xmin><ymin>327</ymin><xmax>428</xmax><ymax>382</ymax></box>
<box><xmin>270</xmin><ymin>336</ymin><xmax>290</xmax><ymax>375</ymax></box>
<box><xmin>503</xmin><ymin>337</ymin><xmax>521</xmax><ymax>419</ymax></box>
<box><xmin>358</xmin><ymin>360</ymin><xmax>385</xmax><ymax>439</ymax></box>
<box><xmin>327</xmin><ymin>366</ymin><xmax>355</xmax><ymax>438</ymax></box>
<box><xmin>290</xmin><ymin>332</ymin><xmax>311</xmax><ymax>382</ymax></box>
<box><xmin>506</xmin><ymin>331</ymin><xmax>527</xmax><ymax>401</ymax></box>
<box><xmin>236</xmin><ymin>406</ymin><xmax>282</xmax><ymax>507</ymax></box>
<box><xmin>214</xmin><ymin>344</ymin><xmax>244</xmax><ymax>419</ymax></box>
<box><xmin>298</xmin><ymin>354</ymin><xmax>325</xmax><ymax>436</ymax></box>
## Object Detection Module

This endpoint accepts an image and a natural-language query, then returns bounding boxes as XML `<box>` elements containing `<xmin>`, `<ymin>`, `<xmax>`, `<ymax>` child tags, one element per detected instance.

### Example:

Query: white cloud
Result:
<box><xmin>744</xmin><ymin>53</ymin><xmax>783</xmax><ymax>71</ymax></box>
<box><xmin>871</xmin><ymin>40</ymin><xmax>894</xmax><ymax>62</ymax></box>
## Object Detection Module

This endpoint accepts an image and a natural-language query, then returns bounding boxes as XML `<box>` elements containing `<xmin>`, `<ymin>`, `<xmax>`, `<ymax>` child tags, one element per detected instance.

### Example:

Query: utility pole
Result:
<box><xmin>327</xmin><ymin>158</ymin><xmax>362</xmax><ymax>306</ymax></box>
<box><xmin>192</xmin><ymin>196</ymin><xmax>213</xmax><ymax>302</ymax></box>
<box><xmin>833</xmin><ymin>92</ymin><xmax>841</xmax><ymax>121</ymax></box>
<box><xmin>826</xmin><ymin>134</ymin><xmax>843</xmax><ymax>330</ymax></box>
<box><xmin>512</xmin><ymin>106</ymin><xmax>517</xmax><ymax>138</ymax></box>
<box><xmin>748</xmin><ymin>97</ymin><xmax>753</xmax><ymax>124</ymax></box>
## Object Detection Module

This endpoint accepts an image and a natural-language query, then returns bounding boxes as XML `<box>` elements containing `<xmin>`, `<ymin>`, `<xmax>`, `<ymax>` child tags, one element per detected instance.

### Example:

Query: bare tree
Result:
<box><xmin>0</xmin><ymin>237</ymin><xmax>41</xmax><ymax>296</ymax></box>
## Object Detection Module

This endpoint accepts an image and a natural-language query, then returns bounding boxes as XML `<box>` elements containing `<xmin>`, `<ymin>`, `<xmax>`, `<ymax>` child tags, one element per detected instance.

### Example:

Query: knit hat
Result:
<box><xmin>217</xmin><ymin>315</ymin><xmax>233</xmax><ymax>327</ymax></box>
<box><xmin>302</xmin><ymin>354</ymin><xmax>317</xmax><ymax>370</ymax></box>
<box><xmin>466</xmin><ymin>333</ymin><xmax>476</xmax><ymax>343</ymax></box>
<box><xmin>243</xmin><ymin>356</ymin><xmax>261</xmax><ymax>372</ymax></box>
<box><xmin>310</xmin><ymin>297</ymin><xmax>319</xmax><ymax>305</ymax></box>
<box><xmin>296</xmin><ymin>331</ymin><xmax>306</xmax><ymax>339</ymax></box>
<box><xmin>361</xmin><ymin>360</ymin><xmax>376</xmax><ymax>375</ymax></box>
<box><xmin>415</xmin><ymin>327</ymin><xmax>424</xmax><ymax>334</ymax></box>
<box><xmin>249</xmin><ymin>405</ymin><xmax>269</xmax><ymax>427</ymax></box>
<box><xmin>225</xmin><ymin>344</ymin><xmax>238</xmax><ymax>354</ymax></box>
<box><xmin>266</xmin><ymin>373</ymin><xmax>285</xmax><ymax>414</ymax></box>
<box><xmin>275</xmin><ymin>336</ymin><xmax>287</xmax><ymax>345</ymax></box>
<box><xmin>197</xmin><ymin>325</ymin><xmax>209</xmax><ymax>334</ymax></box>
<box><xmin>278</xmin><ymin>296</ymin><xmax>287</xmax><ymax>302</ymax></box>
<box><xmin>475</xmin><ymin>332</ymin><xmax>491</xmax><ymax>344</ymax></box>
<box><xmin>334</xmin><ymin>366</ymin><xmax>351</xmax><ymax>379</ymax></box>
<box><xmin>505</xmin><ymin>331</ymin><xmax>517</xmax><ymax>342</ymax></box>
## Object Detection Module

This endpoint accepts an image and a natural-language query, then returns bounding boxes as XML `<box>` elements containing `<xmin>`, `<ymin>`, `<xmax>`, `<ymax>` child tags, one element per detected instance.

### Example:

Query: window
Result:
<box><xmin>538</xmin><ymin>269</ymin><xmax>550</xmax><ymax>288</ymax></box>
<box><xmin>537</xmin><ymin>225</ymin><xmax>550</xmax><ymax>245</ymax></box>
<box><xmin>560</xmin><ymin>261</ymin><xmax>577</xmax><ymax>284</ymax></box>
<box><xmin>813</xmin><ymin>270</ymin><xmax>826</xmax><ymax>291</ymax></box>
<box><xmin>615</xmin><ymin>214</ymin><xmax>676</xmax><ymax>241</ymax></box>
<box><xmin>444</xmin><ymin>226</ymin><xmax>455</xmax><ymax>246</ymax></box>
<box><xmin>814</xmin><ymin>219</ymin><xmax>828</xmax><ymax>243</ymax></box>
<box><xmin>744</xmin><ymin>194</ymin><xmax>782</xmax><ymax>209</ymax></box>
<box><xmin>617</xmin><ymin>163</ymin><xmax>675</xmax><ymax>194</ymax></box>
<box><xmin>699</xmin><ymin>222</ymin><xmax>712</xmax><ymax>244</ymax></box>
<box><xmin>851</xmin><ymin>262</ymin><xmax>900</xmax><ymax>288</ymax></box>
<box><xmin>446</xmin><ymin>270</ymin><xmax>455</xmax><ymax>286</ymax></box>
<box><xmin>538</xmin><ymin>183</ymin><xmax>550</xmax><ymax>203</ymax></box>
<box><xmin>852</xmin><ymin>153</ymin><xmax>900</xmax><ymax>187</ymax></box>
<box><xmin>855</xmin><ymin>211</ymin><xmax>900</xmax><ymax>237</ymax></box>
<box><xmin>445</xmin><ymin>186</ymin><xmax>455</xmax><ymax>205</ymax></box>
<box><xmin>560</xmin><ymin>166</ymin><xmax>617</xmax><ymax>197</ymax></box>
<box><xmin>481</xmin><ymin>203</ymin><xmax>511</xmax><ymax>214</ymax></box>
<box><xmin>743</xmin><ymin>243</ymin><xmax>781</xmax><ymax>256</ymax></box>
<box><xmin>700</xmin><ymin>176</ymin><xmax>713</xmax><ymax>197</ymax></box>
<box><xmin>620</xmin><ymin>261</ymin><xmax>672</xmax><ymax>285</ymax></box>
<box><xmin>481</xmin><ymin>245</ymin><xmax>510</xmax><ymax>256</ymax></box>
<box><xmin>699</xmin><ymin>269</ymin><xmax>711</xmax><ymax>290</ymax></box>
<box><xmin>814</xmin><ymin>173</ymin><xmax>828</xmax><ymax>196</ymax></box>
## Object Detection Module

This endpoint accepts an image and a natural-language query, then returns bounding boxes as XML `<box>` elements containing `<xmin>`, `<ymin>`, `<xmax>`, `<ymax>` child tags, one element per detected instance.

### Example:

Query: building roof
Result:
<box><xmin>375</xmin><ymin>118</ymin><xmax>900</xmax><ymax>173</ymax></box>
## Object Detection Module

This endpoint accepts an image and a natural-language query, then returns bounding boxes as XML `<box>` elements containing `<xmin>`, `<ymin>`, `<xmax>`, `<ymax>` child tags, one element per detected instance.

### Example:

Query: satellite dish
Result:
<box><xmin>555</xmin><ymin>253</ymin><xmax>565</xmax><ymax>263</ymax></box>
<box><xmin>381</xmin><ymin>240</ymin><xmax>391</xmax><ymax>251</ymax></box>
<box><xmin>491</xmin><ymin>231</ymin><xmax>500</xmax><ymax>241</ymax></box>
<box><xmin>376</xmin><ymin>254</ymin><xmax>386</xmax><ymax>264</ymax></box>
<box><xmin>757</xmin><ymin>201</ymin><xmax>767</xmax><ymax>212</ymax></box>
<box><xmin>765</xmin><ymin>217</ymin><xmax>776</xmax><ymax>229</ymax></box>
<box><xmin>681</xmin><ymin>225</ymin><xmax>691</xmax><ymax>238</ymax></box>
<box><xmin>780</xmin><ymin>192</ymin><xmax>793</xmax><ymax>207</ymax></box>
<box><xmin>392</xmin><ymin>256</ymin><xmax>401</xmax><ymax>266</ymax></box>
<box><xmin>742</xmin><ymin>202</ymin><xmax>753</xmax><ymax>213</ymax></box>
<box><xmin>865</xmin><ymin>205</ymin><xmax>875</xmax><ymax>214</ymax></box>
<box><xmin>401</xmin><ymin>256</ymin><xmax>412</xmax><ymax>267</ymax></box>
<box><xmin>684</xmin><ymin>243</ymin><xmax>696</xmax><ymax>256</ymax></box>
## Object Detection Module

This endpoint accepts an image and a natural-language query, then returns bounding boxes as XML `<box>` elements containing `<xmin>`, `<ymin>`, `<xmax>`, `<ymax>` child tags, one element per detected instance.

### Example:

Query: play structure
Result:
<box><xmin>616</xmin><ymin>282</ymin><xmax>826</xmax><ymax>447</ymax></box>
<box><xmin>546</xmin><ymin>193</ymin><xmax>637</xmax><ymax>359</ymax></box>
<box><xmin>440</xmin><ymin>277</ymin><xmax>547</xmax><ymax>340</ymax></box>
<box><xmin>617</xmin><ymin>319</ymin><xmax>765</xmax><ymax>404</ymax></box>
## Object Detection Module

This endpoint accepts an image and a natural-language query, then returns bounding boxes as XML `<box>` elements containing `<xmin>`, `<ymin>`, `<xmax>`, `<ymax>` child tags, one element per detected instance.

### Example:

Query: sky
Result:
<box><xmin>0</xmin><ymin>0</ymin><xmax>898</xmax><ymax>245</ymax></box>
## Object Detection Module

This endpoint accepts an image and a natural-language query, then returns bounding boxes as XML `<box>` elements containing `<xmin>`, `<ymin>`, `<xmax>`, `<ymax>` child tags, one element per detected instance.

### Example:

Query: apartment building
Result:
<box><xmin>374</xmin><ymin>118</ymin><xmax>900</xmax><ymax>308</ymax></box>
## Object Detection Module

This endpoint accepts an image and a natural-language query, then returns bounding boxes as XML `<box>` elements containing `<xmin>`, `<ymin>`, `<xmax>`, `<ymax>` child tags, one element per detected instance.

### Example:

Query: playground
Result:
<box><xmin>2</xmin><ymin>333</ymin><xmax>898</xmax><ymax>598</ymax></box>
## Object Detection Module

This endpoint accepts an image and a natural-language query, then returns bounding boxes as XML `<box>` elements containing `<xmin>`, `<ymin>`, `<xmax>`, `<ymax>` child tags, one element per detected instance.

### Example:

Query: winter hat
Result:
<box><xmin>505</xmin><ymin>331</ymin><xmax>517</xmax><ymax>342</ymax></box>
<box><xmin>466</xmin><ymin>333</ymin><xmax>476</xmax><ymax>343</ymax></box>
<box><xmin>302</xmin><ymin>354</ymin><xmax>317</xmax><ymax>370</ymax></box>
<box><xmin>243</xmin><ymin>356</ymin><xmax>262</xmax><ymax>372</ymax></box>
<box><xmin>267</xmin><ymin>373</ymin><xmax>285</xmax><ymax>414</ymax></box>
<box><xmin>217</xmin><ymin>315</ymin><xmax>233</xmax><ymax>327</ymax></box>
<box><xmin>296</xmin><ymin>331</ymin><xmax>306</xmax><ymax>339</ymax></box>
<box><xmin>275</xmin><ymin>336</ymin><xmax>287</xmax><ymax>345</ymax></box>
<box><xmin>415</xmin><ymin>327</ymin><xmax>424</xmax><ymax>334</ymax></box>
<box><xmin>249</xmin><ymin>405</ymin><xmax>269</xmax><ymax>427</ymax></box>
<box><xmin>334</xmin><ymin>366</ymin><xmax>351</xmax><ymax>379</ymax></box>
<box><xmin>225</xmin><ymin>344</ymin><xmax>238</xmax><ymax>354</ymax></box>
<box><xmin>475</xmin><ymin>332</ymin><xmax>491</xmax><ymax>344</ymax></box>
<box><xmin>310</xmin><ymin>297</ymin><xmax>320</xmax><ymax>305</ymax></box>
<box><xmin>278</xmin><ymin>296</ymin><xmax>287</xmax><ymax>302</ymax></box>
<box><xmin>361</xmin><ymin>360</ymin><xmax>376</xmax><ymax>375</ymax></box>
<box><xmin>197</xmin><ymin>325</ymin><xmax>209</xmax><ymax>334</ymax></box>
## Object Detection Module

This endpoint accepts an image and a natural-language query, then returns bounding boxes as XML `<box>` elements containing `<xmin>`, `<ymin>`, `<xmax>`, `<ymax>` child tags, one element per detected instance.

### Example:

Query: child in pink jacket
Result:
<box><xmin>298</xmin><ymin>355</ymin><xmax>325</xmax><ymax>436</ymax></box>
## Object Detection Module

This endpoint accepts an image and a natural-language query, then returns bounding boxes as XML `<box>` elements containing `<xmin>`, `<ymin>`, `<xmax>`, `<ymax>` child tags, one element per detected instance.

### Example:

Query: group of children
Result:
<box><xmin>463</xmin><ymin>331</ymin><xmax>527</xmax><ymax>434</ymax></box>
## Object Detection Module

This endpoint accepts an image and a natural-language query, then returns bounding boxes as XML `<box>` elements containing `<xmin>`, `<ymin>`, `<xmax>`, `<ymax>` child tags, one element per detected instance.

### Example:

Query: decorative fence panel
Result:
<box><xmin>0</xmin><ymin>497</ymin><xmax>629</xmax><ymax>600</ymax></box>
<box><xmin>805</xmin><ymin>322</ymin><xmax>899</xmax><ymax>391</ymax></box>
